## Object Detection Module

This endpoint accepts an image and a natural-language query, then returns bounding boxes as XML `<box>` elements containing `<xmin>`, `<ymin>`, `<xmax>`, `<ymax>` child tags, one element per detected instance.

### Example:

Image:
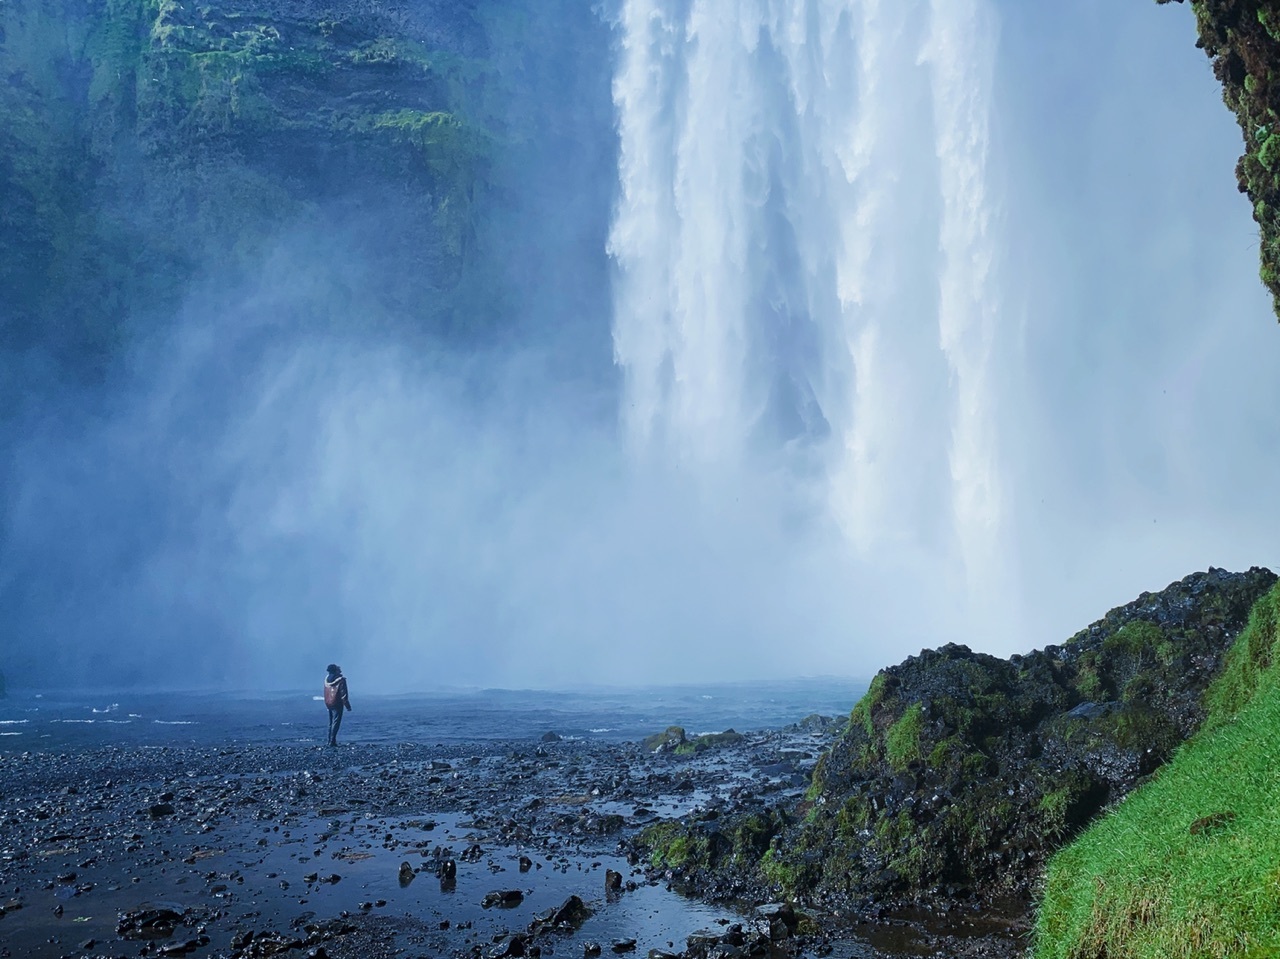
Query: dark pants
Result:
<box><xmin>327</xmin><ymin>706</ymin><xmax>344</xmax><ymax>746</ymax></box>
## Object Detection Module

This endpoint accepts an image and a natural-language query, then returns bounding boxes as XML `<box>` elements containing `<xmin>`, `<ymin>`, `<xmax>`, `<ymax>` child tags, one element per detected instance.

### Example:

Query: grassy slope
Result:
<box><xmin>1035</xmin><ymin>584</ymin><xmax>1280</xmax><ymax>958</ymax></box>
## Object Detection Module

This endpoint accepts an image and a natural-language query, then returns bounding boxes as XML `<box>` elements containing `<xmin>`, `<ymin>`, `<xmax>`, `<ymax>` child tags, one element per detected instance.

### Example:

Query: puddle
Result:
<box><xmin>0</xmin><ymin>809</ymin><xmax>748</xmax><ymax>958</ymax></box>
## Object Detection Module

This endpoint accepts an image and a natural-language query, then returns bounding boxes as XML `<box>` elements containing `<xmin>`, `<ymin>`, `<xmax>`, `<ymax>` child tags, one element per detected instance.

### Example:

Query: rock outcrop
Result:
<box><xmin>639</xmin><ymin>568</ymin><xmax>1277</xmax><ymax>912</ymax></box>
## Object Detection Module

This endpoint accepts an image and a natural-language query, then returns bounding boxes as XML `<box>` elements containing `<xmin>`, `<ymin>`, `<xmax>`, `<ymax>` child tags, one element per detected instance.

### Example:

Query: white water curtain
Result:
<box><xmin>610</xmin><ymin>0</ymin><xmax>1007</xmax><ymax>606</ymax></box>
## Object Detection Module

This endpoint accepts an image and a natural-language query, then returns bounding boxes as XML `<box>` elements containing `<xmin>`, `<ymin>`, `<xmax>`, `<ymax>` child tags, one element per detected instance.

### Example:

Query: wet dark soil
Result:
<box><xmin>0</xmin><ymin>729</ymin><xmax>1028</xmax><ymax>958</ymax></box>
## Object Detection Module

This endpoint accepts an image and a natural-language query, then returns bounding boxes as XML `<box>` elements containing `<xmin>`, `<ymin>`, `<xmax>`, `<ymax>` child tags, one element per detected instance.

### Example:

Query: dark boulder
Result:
<box><xmin>482</xmin><ymin>889</ymin><xmax>524</xmax><ymax>908</ymax></box>
<box><xmin>118</xmin><ymin>906</ymin><xmax>185</xmax><ymax>940</ymax></box>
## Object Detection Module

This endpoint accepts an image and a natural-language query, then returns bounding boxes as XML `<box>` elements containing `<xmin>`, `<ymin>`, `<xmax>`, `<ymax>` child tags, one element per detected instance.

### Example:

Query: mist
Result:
<box><xmin>3</xmin><ymin>0</ymin><xmax>1278</xmax><ymax>692</ymax></box>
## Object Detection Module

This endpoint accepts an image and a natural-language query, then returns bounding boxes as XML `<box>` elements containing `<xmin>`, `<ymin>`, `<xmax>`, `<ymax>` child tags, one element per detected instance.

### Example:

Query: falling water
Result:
<box><xmin>610</xmin><ymin>0</ymin><xmax>1009</xmax><ymax>610</ymax></box>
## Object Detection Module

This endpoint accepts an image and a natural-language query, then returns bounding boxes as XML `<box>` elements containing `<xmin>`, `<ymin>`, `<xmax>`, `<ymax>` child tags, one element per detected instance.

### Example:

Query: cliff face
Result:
<box><xmin>0</xmin><ymin>0</ymin><xmax>459</xmax><ymax>369</ymax></box>
<box><xmin>1160</xmin><ymin>0</ymin><xmax>1280</xmax><ymax>318</ymax></box>
<box><xmin>0</xmin><ymin>0</ymin><xmax>614</xmax><ymax>386</ymax></box>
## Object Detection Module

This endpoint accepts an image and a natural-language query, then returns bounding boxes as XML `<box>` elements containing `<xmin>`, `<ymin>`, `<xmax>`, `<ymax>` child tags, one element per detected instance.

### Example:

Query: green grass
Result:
<box><xmin>1035</xmin><ymin>583</ymin><xmax>1280</xmax><ymax>959</ymax></box>
<box><xmin>850</xmin><ymin>673</ymin><xmax>887</xmax><ymax>737</ymax></box>
<box><xmin>1204</xmin><ymin>585</ymin><xmax>1280</xmax><ymax>727</ymax></box>
<box><xmin>885</xmin><ymin>702</ymin><xmax>923</xmax><ymax>772</ymax></box>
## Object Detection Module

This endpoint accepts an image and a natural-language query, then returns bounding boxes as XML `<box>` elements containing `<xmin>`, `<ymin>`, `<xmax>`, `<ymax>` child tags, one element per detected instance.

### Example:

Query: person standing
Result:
<box><xmin>324</xmin><ymin>663</ymin><xmax>352</xmax><ymax>746</ymax></box>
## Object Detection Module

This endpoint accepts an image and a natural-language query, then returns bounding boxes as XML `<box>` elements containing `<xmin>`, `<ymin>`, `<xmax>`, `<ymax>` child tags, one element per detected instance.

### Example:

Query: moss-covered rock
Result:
<box><xmin>637</xmin><ymin>806</ymin><xmax>791</xmax><ymax>900</ymax></box>
<box><xmin>765</xmin><ymin>567</ymin><xmax>1275</xmax><ymax>910</ymax></box>
<box><xmin>641</xmin><ymin>726</ymin><xmax>745</xmax><ymax>755</ymax></box>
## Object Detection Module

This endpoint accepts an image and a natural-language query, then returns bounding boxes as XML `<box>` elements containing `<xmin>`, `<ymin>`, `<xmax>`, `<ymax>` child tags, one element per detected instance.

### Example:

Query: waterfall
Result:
<box><xmin>609</xmin><ymin>0</ymin><xmax>1008</xmax><ymax>610</ymax></box>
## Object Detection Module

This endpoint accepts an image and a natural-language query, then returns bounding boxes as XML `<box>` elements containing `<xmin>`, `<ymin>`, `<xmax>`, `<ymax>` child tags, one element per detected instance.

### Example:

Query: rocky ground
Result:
<box><xmin>0</xmin><ymin>720</ymin><xmax>1026</xmax><ymax>959</ymax></box>
<box><xmin>5</xmin><ymin>569</ymin><xmax>1270</xmax><ymax>959</ymax></box>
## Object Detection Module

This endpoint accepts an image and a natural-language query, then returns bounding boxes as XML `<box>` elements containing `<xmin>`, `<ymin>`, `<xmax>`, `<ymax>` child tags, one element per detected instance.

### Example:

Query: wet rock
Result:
<box><xmin>160</xmin><ymin>937</ymin><xmax>208</xmax><ymax>955</ymax></box>
<box><xmin>399</xmin><ymin>861</ymin><xmax>415</xmax><ymax>885</ymax></box>
<box><xmin>541</xmin><ymin>732</ymin><xmax>562</xmax><ymax>743</ymax></box>
<box><xmin>530</xmin><ymin>894</ymin><xmax>592</xmax><ymax>932</ymax></box>
<box><xmin>490</xmin><ymin>933</ymin><xmax>531</xmax><ymax>957</ymax></box>
<box><xmin>605</xmin><ymin>868</ymin><xmax>623</xmax><ymax>892</ymax></box>
<box><xmin>611</xmin><ymin>939</ymin><xmax>637</xmax><ymax>952</ymax></box>
<box><xmin>686</xmin><ymin>931</ymin><xmax>721</xmax><ymax>956</ymax></box>
<box><xmin>118</xmin><ymin>905</ymin><xmax>185</xmax><ymax>940</ymax></box>
<box><xmin>754</xmin><ymin>903</ymin><xmax>797</xmax><ymax>940</ymax></box>
<box><xmin>149</xmin><ymin>802</ymin><xmax>176</xmax><ymax>818</ymax></box>
<box><xmin>482</xmin><ymin>889</ymin><xmax>524</xmax><ymax>908</ymax></box>
<box><xmin>643</xmin><ymin>727</ymin><xmax>689</xmax><ymax>753</ymax></box>
<box><xmin>1066</xmin><ymin>701</ymin><xmax>1116</xmax><ymax>720</ymax></box>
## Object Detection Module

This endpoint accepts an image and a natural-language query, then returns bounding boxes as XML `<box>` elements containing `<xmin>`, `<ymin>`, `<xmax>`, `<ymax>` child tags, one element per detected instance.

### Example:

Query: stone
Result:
<box><xmin>117</xmin><ymin>905</ymin><xmax>184</xmax><ymax>940</ymax></box>
<box><xmin>642</xmin><ymin>727</ymin><xmax>688</xmax><ymax>753</ymax></box>
<box><xmin>482</xmin><ymin>889</ymin><xmax>524</xmax><ymax>908</ymax></box>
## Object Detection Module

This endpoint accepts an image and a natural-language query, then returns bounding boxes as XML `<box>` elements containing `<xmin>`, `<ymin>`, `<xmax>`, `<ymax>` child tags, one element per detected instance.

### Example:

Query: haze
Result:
<box><xmin>2</xmin><ymin>0</ymin><xmax>1275</xmax><ymax>693</ymax></box>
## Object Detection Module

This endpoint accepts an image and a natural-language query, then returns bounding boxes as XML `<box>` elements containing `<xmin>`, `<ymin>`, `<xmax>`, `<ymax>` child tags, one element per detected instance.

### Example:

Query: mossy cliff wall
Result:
<box><xmin>0</xmin><ymin>0</ymin><xmax>612</xmax><ymax>390</ymax></box>
<box><xmin>1159</xmin><ymin>0</ymin><xmax>1280</xmax><ymax>318</ymax></box>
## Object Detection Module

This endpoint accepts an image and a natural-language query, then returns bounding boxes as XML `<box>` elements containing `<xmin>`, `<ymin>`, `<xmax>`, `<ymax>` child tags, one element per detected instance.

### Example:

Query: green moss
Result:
<box><xmin>1037</xmin><ymin>786</ymin><xmax>1074</xmax><ymax>839</ymax></box>
<box><xmin>641</xmin><ymin>821</ymin><xmax>703</xmax><ymax>870</ymax></box>
<box><xmin>0</xmin><ymin>0</ymin><xmax>524</xmax><ymax>371</ymax></box>
<box><xmin>889</xmin><ymin>843</ymin><xmax>930</xmax><ymax>886</ymax></box>
<box><xmin>835</xmin><ymin>794</ymin><xmax>873</xmax><ymax>834</ymax></box>
<box><xmin>851</xmin><ymin>673</ymin><xmax>887</xmax><ymax>736</ymax></box>
<box><xmin>961</xmin><ymin>748</ymin><xmax>992</xmax><ymax>780</ymax></box>
<box><xmin>885</xmin><ymin>703</ymin><xmax>924</xmax><ymax>772</ymax></box>
<box><xmin>1260</xmin><ymin>8</ymin><xmax>1280</xmax><ymax>44</ymax></box>
<box><xmin>730</xmin><ymin>813</ymin><xmax>781</xmax><ymax>867</ymax></box>
<box><xmin>1073</xmin><ymin>658</ymin><xmax>1104</xmax><ymax>701</ymax></box>
<box><xmin>928</xmin><ymin>734</ymin><xmax>963</xmax><ymax>770</ymax></box>
<box><xmin>642</xmin><ymin>726</ymin><xmax>688</xmax><ymax>752</ymax></box>
<box><xmin>759</xmin><ymin>847</ymin><xmax>800</xmax><ymax>893</ymax></box>
<box><xmin>1103</xmin><ymin>621</ymin><xmax>1164</xmax><ymax>657</ymax></box>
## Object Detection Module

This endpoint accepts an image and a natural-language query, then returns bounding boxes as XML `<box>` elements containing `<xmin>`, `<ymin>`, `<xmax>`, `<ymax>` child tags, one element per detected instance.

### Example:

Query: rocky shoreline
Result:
<box><xmin>0</xmin><ymin>718</ymin><xmax>1026</xmax><ymax>959</ymax></box>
